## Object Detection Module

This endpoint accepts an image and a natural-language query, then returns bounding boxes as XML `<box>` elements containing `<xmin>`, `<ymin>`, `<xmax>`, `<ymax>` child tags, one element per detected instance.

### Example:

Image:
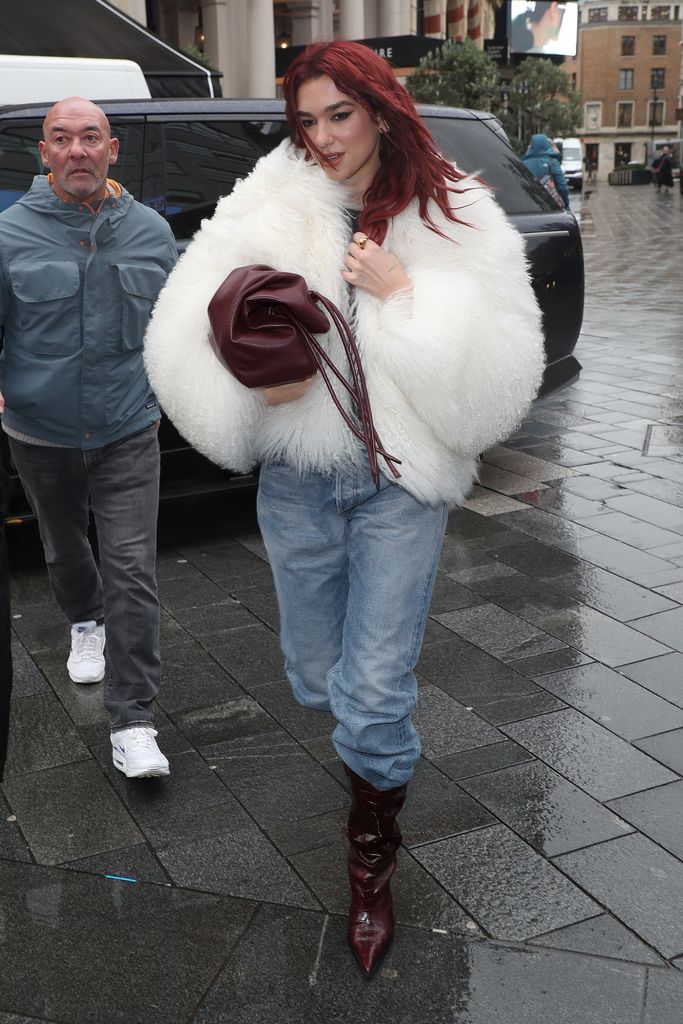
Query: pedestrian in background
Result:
<box><xmin>0</xmin><ymin>97</ymin><xmax>177</xmax><ymax>778</ymax></box>
<box><xmin>145</xmin><ymin>41</ymin><xmax>544</xmax><ymax>975</ymax></box>
<box><xmin>522</xmin><ymin>133</ymin><xmax>570</xmax><ymax>208</ymax></box>
<box><xmin>652</xmin><ymin>146</ymin><xmax>674</xmax><ymax>194</ymax></box>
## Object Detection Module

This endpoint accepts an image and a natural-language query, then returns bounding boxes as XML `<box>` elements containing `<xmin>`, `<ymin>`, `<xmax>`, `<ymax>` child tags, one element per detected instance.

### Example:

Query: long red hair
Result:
<box><xmin>283</xmin><ymin>41</ymin><xmax>473</xmax><ymax>245</ymax></box>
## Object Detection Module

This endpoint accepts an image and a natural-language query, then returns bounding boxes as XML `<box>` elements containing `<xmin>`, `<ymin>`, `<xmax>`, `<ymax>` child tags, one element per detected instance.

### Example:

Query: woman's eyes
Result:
<box><xmin>301</xmin><ymin>111</ymin><xmax>352</xmax><ymax>129</ymax></box>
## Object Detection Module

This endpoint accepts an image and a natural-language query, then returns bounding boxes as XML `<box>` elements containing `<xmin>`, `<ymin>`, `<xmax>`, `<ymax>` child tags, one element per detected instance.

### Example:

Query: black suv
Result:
<box><xmin>0</xmin><ymin>98</ymin><xmax>584</xmax><ymax>521</ymax></box>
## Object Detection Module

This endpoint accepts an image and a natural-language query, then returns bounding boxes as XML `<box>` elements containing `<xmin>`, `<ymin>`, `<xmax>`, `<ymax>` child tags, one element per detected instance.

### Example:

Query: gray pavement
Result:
<box><xmin>2</xmin><ymin>179</ymin><xmax>683</xmax><ymax>1023</ymax></box>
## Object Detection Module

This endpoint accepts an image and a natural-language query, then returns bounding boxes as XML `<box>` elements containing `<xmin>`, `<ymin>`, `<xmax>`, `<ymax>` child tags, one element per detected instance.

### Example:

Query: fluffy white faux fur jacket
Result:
<box><xmin>144</xmin><ymin>139</ymin><xmax>545</xmax><ymax>507</ymax></box>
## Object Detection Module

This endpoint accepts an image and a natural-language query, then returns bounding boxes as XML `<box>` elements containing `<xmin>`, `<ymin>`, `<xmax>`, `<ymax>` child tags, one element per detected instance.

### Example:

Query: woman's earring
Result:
<box><xmin>378</xmin><ymin>118</ymin><xmax>389</xmax><ymax>135</ymax></box>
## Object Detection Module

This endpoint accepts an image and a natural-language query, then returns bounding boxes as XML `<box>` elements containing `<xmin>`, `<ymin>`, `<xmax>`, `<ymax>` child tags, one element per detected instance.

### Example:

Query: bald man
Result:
<box><xmin>0</xmin><ymin>98</ymin><xmax>177</xmax><ymax>777</ymax></box>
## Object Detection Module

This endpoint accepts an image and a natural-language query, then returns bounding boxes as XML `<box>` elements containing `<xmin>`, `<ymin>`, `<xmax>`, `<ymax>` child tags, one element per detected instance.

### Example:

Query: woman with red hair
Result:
<box><xmin>145</xmin><ymin>41</ymin><xmax>544</xmax><ymax>976</ymax></box>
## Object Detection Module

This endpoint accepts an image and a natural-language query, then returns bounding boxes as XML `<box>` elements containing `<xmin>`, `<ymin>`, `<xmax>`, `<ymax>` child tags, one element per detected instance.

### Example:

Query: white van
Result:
<box><xmin>0</xmin><ymin>55</ymin><xmax>151</xmax><ymax>105</ymax></box>
<box><xmin>554</xmin><ymin>136</ymin><xmax>583</xmax><ymax>191</ymax></box>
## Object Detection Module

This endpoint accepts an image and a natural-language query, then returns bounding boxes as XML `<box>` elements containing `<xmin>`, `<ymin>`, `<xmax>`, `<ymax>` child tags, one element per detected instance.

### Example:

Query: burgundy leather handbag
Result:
<box><xmin>207</xmin><ymin>264</ymin><xmax>400</xmax><ymax>485</ymax></box>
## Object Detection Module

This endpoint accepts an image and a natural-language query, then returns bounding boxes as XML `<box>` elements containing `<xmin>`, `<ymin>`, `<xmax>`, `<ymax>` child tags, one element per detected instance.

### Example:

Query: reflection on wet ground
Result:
<box><xmin>3</xmin><ymin>182</ymin><xmax>683</xmax><ymax>1022</ymax></box>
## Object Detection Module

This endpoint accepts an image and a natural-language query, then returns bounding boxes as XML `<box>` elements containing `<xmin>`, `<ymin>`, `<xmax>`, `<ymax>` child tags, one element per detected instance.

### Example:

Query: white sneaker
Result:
<box><xmin>111</xmin><ymin>727</ymin><xmax>170</xmax><ymax>778</ymax></box>
<box><xmin>67</xmin><ymin>620</ymin><xmax>106</xmax><ymax>684</ymax></box>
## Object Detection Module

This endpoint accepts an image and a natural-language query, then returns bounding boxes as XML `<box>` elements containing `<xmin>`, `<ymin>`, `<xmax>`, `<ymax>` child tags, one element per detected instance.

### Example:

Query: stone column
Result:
<box><xmin>319</xmin><ymin>0</ymin><xmax>334</xmax><ymax>40</ymax></box>
<box><xmin>113</xmin><ymin>0</ymin><xmax>147</xmax><ymax>24</ymax></box>
<box><xmin>364</xmin><ymin>0</ymin><xmax>379</xmax><ymax>36</ymax></box>
<box><xmin>159</xmin><ymin>0</ymin><xmax>197</xmax><ymax>51</ymax></box>
<box><xmin>340</xmin><ymin>0</ymin><xmax>365</xmax><ymax>40</ymax></box>
<box><xmin>378</xmin><ymin>0</ymin><xmax>414</xmax><ymax>35</ymax></box>
<box><xmin>289</xmin><ymin>0</ymin><xmax>322</xmax><ymax>45</ymax></box>
<box><xmin>247</xmin><ymin>0</ymin><xmax>276</xmax><ymax>97</ymax></box>
<box><xmin>202</xmin><ymin>0</ymin><xmax>247</xmax><ymax>97</ymax></box>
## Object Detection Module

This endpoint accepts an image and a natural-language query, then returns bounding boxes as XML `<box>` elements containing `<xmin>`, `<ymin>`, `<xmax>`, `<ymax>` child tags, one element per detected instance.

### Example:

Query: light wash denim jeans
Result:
<box><xmin>257</xmin><ymin>456</ymin><xmax>448</xmax><ymax>790</ymax></box>
<box><xmin>9</xmin><ymin>426</ymin><xmax>161</xmax><ymax>730</ymax></box>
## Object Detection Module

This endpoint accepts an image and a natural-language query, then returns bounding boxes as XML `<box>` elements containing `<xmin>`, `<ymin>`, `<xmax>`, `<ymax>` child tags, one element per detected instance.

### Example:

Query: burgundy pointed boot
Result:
<box><xmin>344</xmin><ymin>764</ymin><xmax>408</xmax><ymax>977</ymax></box>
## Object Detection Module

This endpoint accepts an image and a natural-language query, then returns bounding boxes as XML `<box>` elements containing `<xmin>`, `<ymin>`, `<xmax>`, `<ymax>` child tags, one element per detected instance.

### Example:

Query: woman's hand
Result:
<box><xmin>342</xmin><ymin>232</ymin><xmax>412</xmax><ymax>301</ymax></box>
<box><xmin>263</xmin><ymin>375</ymin><xmax>316</xmax><ymax>406</ymax></box>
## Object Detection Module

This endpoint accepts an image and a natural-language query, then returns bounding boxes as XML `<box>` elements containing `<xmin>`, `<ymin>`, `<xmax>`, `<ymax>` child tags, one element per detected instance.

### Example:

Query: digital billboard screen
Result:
<box><xmin>508</xmin><ymin>1</ymin><xmax>579</xmax><ymax>56</ymax></box>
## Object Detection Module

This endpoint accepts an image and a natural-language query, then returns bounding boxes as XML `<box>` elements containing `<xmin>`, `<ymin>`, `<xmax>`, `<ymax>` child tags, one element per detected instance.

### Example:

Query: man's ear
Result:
<box><xmin>109</xmin><ymin>137</ymin><xmax>120</xmax><ymax>166</ymax></box>
<box><xmin>38</xmin><ymin>140</ymin><xmax>50</xmax><ymax>170</ymax></box>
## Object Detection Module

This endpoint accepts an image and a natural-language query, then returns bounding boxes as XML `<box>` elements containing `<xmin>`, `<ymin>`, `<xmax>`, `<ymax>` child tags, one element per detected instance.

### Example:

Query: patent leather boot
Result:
<box><xmin>344</xmin><ymin>764</ymin><xmax>408</xmax><ymax>977</ymax></box>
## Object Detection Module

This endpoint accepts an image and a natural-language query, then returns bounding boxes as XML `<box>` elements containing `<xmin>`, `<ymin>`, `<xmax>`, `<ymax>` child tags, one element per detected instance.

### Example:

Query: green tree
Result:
<box><xmin>406</xmin><ymin>38</ymin><xmax>500</xmax><ymax>112</ymax></box>
<box><xmin>501</xmin><ymin>58</ymin><xmax>581</xmax><ymax>154</ymax></box>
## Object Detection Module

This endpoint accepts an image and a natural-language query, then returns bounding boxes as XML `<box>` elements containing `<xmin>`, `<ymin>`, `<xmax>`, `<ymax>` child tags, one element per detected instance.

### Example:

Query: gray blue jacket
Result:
<box><xmin>522</xmin><ymin>134</ymin><xmax>570</xmax><ymax>209</ymax></box>
<box><xmin>0</xmin><ymin>176</ymin><xmax>177</xmax><ymax>447</ymax></box>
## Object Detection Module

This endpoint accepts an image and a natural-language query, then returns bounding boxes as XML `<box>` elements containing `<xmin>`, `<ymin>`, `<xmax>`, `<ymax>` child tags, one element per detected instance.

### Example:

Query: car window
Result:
<box><xmin>0</xmin><ymin>119</ymin><xmax>143</xmax><ymax>212</ymax></box>
<box><xmin>143</xmin><ymin>118</ymin><xmax>290</xmax><ymax>240</ymax></box>
<box><xmin>423</xmin><ymin>116</ymin><xmax>558</xmax><ymax>215</ymax></box>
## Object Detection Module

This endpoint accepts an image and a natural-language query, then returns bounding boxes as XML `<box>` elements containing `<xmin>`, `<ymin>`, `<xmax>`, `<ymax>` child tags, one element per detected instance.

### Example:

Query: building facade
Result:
<box><xmin>564</xmin><ymin>0</ymin><xmax>682</xmax><ymax>179</ymax></box>
<box><xmin>112</xmin><ymin>1</ymin><xmax>499</xmax><ymax>98</ymax></box>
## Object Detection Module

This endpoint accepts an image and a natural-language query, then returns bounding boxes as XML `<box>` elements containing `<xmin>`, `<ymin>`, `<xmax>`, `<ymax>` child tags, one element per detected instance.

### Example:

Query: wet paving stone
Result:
<box><xmin>200</xmin><ymin>623</ymin><xmax>286</xmax><ymax>691</ymax></box>
<box><xmin>460</xmin><ymin>760</ymin><xmax>633</xmax><ymax>857</ymax></box>
<box><xmin>604</xmin><ymin>491</ymin><xmax>683</xmax><ymax>532</ymax></box>
<box><xmin>252</xmin><ymin>681</ymin><xmax>337</xmax><ymax>741</ymax></box>
<box><xmin>290</xmin><ymin>842</ymin><xmax>478</xmax><ymax>932</ymax></box>
<box><xmin>413</xmin><ymin>824</ymin><xmax>598</xmax><ymax>941</ymax></box>
<box><xmin>413</xmin><ymin>685</ymin><xmax>502</xmax><ymax>757</ymax></box>
<box><xmin>475</xmin><ymin>690</ymin><xmax>566</xmax><ymax>725</ymax></box>
<box><xmin>535</xmin><ymin>663</ymin><xmax>683</xmax><ymax>740</ymax></box>
<box><xmin>9</xmin><ymin>638</ymin><xmax>49</xmax><ymax>699</ymax></box>
<box><xmin>0</xmin><ymin>793</ymin><xmax>31</xmax><ymax>864</ymax></box>
<box><xmin>488</xmin><ymin>537</ymin><xmax>586</xmax><ymax>579</ymax></box>
<box><xmin>222</xmin><ymin>579</ymin><xmax>281</xmax><ymax>631</ymax></box>
<box><xmin>220</xmin><ymin>757</ymin><xmax>348</xmax><ymax>828</ymax></box>
<box><xmin>555</xmin><ymin>833</ymin><xmax>683</xmax><ymax>959</ymax></box>
<box><xmin>435</xmin><ymin>603</ymin><xmax>565</xmax><ymax>663</ymax></box>
<box><xmin>400</xmin><ymin>758</ymin><xmax>496</xmax><ymax>848</ymax></box>
<box><xmin>2</xmin><ymin>691</ymin><xmax>90</xmax><ymax>777</ymax></box>
<box><xmin>417</xmin><ymin>636</ymin><xmax>539</xmax><ymax>706</ymax></box>
<box><xmin>643</xmin><ymin>967</ymin><xmax>683</xmax><ymax>1023</ymax></box>
<box><xmin>433</xmin><ymin>740</ymin><xmax>534</xmax><ymax>781</ymax></box>
<box><xmin>205</xmin><ymin>726</ymin><xmax>308</xmax><ymax>783</ymax></box>
<box><xmin>503</xmin><ymin>709</ymin><xmax>677</xmax><ymax>801</ymax></box>
<box><xmin>265</xmin><ymin>806</ymin><xmax>349</xmax><ymax>858</ymax></box>
<box><xmin>2</xmin><ymin>761</ymin><xmax>143</xmax><ymax>866</ymax></box>
<box><xmin>63</xmin><ymin>843</ymin><xmax>171</xmax><ymax>885</ymax></box>
<box><xmin>171</xmin><ymin>695</ymin><xmax>285</xmax><ymax>749</ymax></box>
<box><xmin>104</xmin><ymin>749</ymin><xmax>253</xmax><ymax>846</ymax></box>
<box><xmin>9</xmin><ymin>601</ymin><xmax>70</xmax><ymax>654</ymax></box>
<box><xmin>628</xmin><ymin>605</ymin><xmax>683</xmax><ymax>654</ymax></box>
<box><xmin>178</xmin><ymin>540</ymin><xmax>272</xmax><ymax>584</ymax></box>
<box><xmin>156</xmin><ymin>823</ymin><xmax>319</xmax><ymax>908</ymax></box>
<box><xmin>606</xmin><ymin>781</ymin><xmax>683</xmax><ymax>859</ymax></box>
<box><xmin>633</xmin><ymin>729</ymin><xmax>683</xmax><ymax>774</ymax></box>
<box><xmin>154</xmin><ymin>640</ymin><xmax>243</xmax><ymax>713</ymax></box>
<box><xmin>158</xmin><ymin>574</ymin><xmax>228</xmax><ymax>612</ymax></box>
<box><xmin>529</xmin><ymin>913</ymin><xmax>666</xmax><ymax>966</ymax></box>
<box><xmin>164</xmin><ymin>596</ymin><xmax>259</xmax><ymax>636</ymax></box>
<box><xmin>543</xmin><ymin>565</ymin><xmax>678</xmax><ymax>621</ymax></box>
<box><xmin>618</xmin><ymin>653</ymin><xmax>683</xmax><ymax>707</ymax></box>
<box><xmin>426</xmin><ymin>573</ymin><xmax>485</xmax><ymax>614</ymax></box>
<box><xmin>506</xmin><ymin>646</ymin><xmax>594</xmax><ymax>677</ymax></box>
<box><xmin>0</xmin><ymin>859</ymin><xmax>255</xmax><ymax>1024</ymax></box>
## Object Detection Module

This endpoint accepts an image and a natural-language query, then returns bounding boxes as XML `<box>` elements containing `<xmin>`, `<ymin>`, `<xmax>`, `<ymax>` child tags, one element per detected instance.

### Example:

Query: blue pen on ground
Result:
<box><xmin>105</xmin><ymin>875</ymin><xmax>137</xmax><ymax>883</ymax></box>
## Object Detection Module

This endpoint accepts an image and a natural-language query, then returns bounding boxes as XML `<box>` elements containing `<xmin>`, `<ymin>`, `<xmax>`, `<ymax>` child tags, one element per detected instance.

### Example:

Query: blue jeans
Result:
<box><xmin>257</xmin><ymin>458</ymin><xmax>448</xmax><ymax>790</ymax></box>
<box><xmin>8</xmin><ymin>426</ymin><xmax>161</xmax><ymax>730</ymax></box>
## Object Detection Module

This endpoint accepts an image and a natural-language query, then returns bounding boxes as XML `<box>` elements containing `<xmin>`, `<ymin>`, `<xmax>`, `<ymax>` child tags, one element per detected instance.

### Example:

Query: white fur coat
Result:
<box><xmin>144</xmin><ymin>140</ymin><xmax>545</xmax><ymax>507</ymax></box>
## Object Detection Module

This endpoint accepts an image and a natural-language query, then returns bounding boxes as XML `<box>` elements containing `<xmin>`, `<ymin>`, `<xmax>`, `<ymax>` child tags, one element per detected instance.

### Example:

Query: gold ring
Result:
<box><xmin>357</xmin><ymin>236</ymin><xmax>368</xmax><ymax>250</ymax></box>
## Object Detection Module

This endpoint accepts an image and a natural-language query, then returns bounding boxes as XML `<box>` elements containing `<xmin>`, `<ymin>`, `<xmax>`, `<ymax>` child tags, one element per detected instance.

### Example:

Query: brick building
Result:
<box><xmin>564</xmin><ymin>0</ymin><xmax>683</xmax><ymax>180</ymax></box>
<box><xmin>112</xmin><ymin>1</ymin><xmax>500</xmax><ymax>97</ymax></box>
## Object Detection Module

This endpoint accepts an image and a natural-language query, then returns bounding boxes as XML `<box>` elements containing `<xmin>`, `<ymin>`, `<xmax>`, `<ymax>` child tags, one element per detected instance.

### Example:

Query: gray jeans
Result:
<box><xmin>9</xmin><ymin>426</ymin><xmax>161</xmax><ymax>730</ymax></box>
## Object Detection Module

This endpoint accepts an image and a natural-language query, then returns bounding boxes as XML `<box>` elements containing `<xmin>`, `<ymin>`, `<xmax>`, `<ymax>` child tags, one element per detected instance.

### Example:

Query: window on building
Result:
<box><xmin>650</xmin><ymin>5</ymin><xmax>671</xmax><ymax>16</ymax></box>
<box><xmin>621</xmin><ymin>35</ymin><xmax>635</xmax><ymax>53</ymax></box>
<box><xmin>652</xmin><ymin>35</ymin><xmax>667</xmax><ymax>53</ymax></box>
<box><xmin>649</xmin><ymin>100</ymin><xmax>664</xmax><ymax>126</ymax></box>
<box><xmin>617</xmin><ymin>102</ymin><xmax>633</xmax><ymax>126</ymax></box>
<box><xmin>588</xmin><ymin>6</ymin><xmax>608</xmax><ymax>20</ymax></box>
<box><xmin>619</xmin><ymin>68</ymin><xmax>634</xmax><ymax>89</ymax></box>
<box><xmin>618</xmin><ymin>5</ymin><xmax>639</xmax><ymax>18</ymax></box>
<box><xmin>651</xmin><ymin>68</ymin><xmax>665</xmax><ymax>88</ymax></box>
<box><xmin>585</xmin><ymin>102</ymin><xmax>602</xmax><ymax>130</ymax></box>
<box><xmin>615</xmin><ymin>142</ymin><xmax>632</xmax><ymax>167</ymax></box>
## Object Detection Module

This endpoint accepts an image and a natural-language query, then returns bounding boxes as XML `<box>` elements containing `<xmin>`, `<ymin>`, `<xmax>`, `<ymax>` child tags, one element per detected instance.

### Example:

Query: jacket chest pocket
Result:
<box><xmin>9</xmin><ymin>260</ymin><xmax>81</xmax><ymax>355</ymax></box>
<box><xmin>115</xmin><ymin>263</ymin><xmax>167</xmax><ymax>351</ymax></box>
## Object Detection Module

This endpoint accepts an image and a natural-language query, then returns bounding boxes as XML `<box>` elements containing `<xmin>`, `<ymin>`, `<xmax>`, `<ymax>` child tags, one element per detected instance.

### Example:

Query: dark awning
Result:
<box><xmin>1</xmin><ymin>0</ymin><xmax>222</xmax><ymax>98</ymax></box>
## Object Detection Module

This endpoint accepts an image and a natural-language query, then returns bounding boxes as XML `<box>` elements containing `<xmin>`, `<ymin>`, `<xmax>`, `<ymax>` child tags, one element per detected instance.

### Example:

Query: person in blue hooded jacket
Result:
<box><xmin>0</xmin><ymin>98</ymin><xmax>177</xmax><ymax>779</ymax></box>
<box><xmin>522</xmin><ymin>133</ymin><xmax>570</xmax><ymax>209</ymax></box>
